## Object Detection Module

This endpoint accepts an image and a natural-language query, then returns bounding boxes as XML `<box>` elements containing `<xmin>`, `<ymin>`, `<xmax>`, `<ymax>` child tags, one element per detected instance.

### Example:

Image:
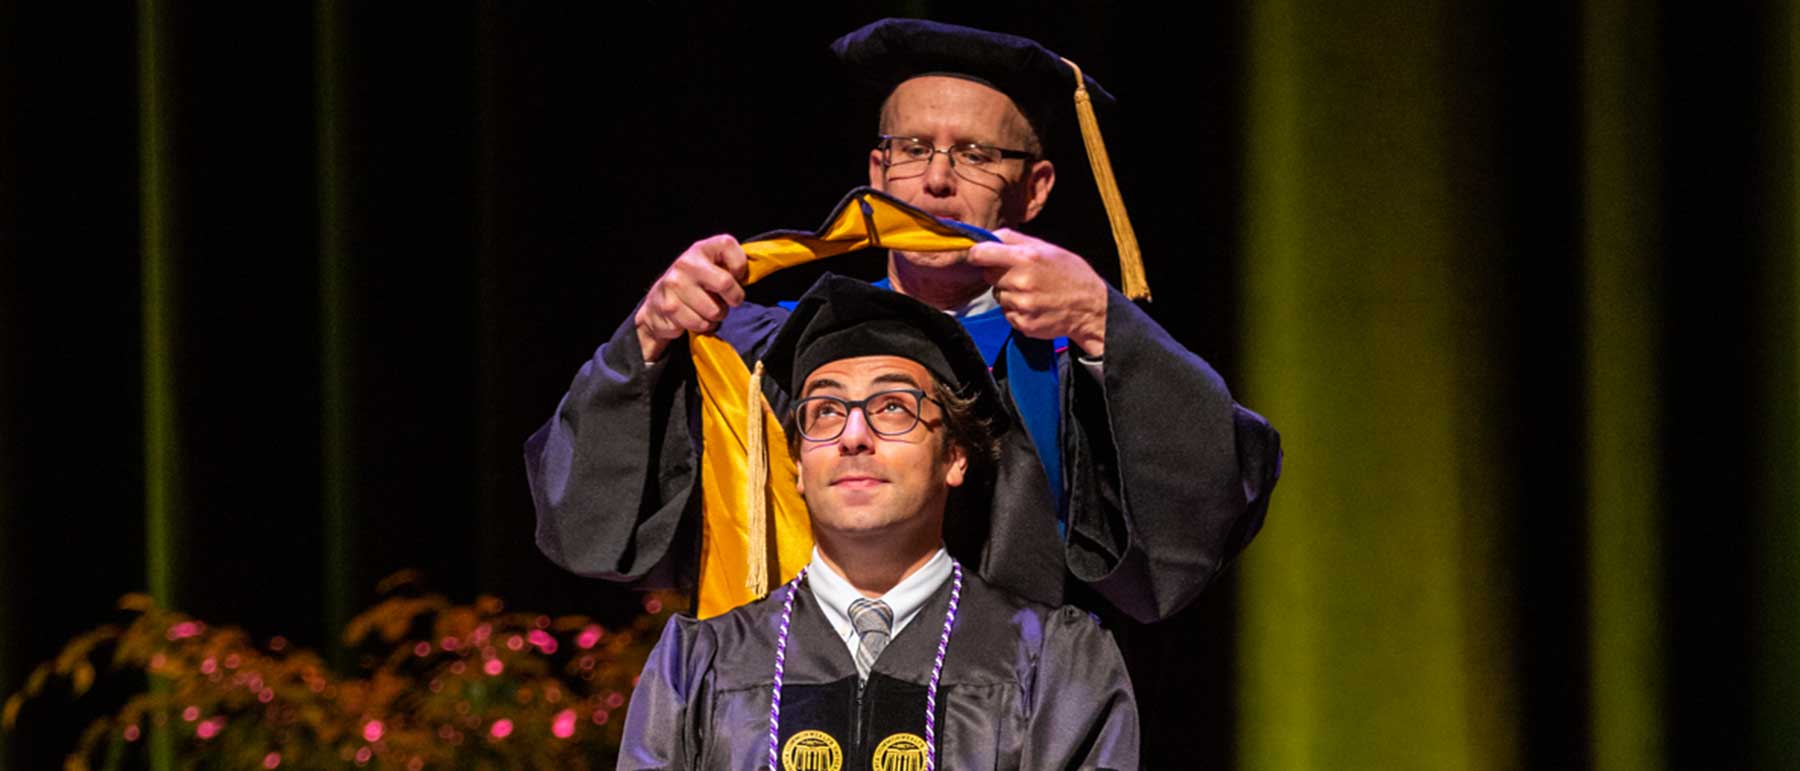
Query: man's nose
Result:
<box><xmin>922</xmin><ymin>150</ymin><xmax>957</xmax><ymax>195</ymax></box>
<box><xmin>836</xmin><ymin>407</ymin><xmax>876</xmax><ymax>454</ymax></box>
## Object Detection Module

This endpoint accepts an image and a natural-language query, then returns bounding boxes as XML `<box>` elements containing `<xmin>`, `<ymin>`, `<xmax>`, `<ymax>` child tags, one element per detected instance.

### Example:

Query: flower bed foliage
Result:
<box><xmin>4</xmin><ymin>573</ymin><xmax>680</xmax><ymax>770</ymax></box>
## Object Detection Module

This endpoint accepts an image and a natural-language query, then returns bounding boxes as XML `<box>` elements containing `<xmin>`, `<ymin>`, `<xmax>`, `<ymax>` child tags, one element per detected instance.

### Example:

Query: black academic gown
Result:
<box><xmin>617</xmin><ymin>569</ymin><xmax>1139</xmax><ymax>771</ymax></box>
<box><xmin>526</xmin><ymin>285</ymin><xmax>1281</xmax><ymax>623</ymax></box>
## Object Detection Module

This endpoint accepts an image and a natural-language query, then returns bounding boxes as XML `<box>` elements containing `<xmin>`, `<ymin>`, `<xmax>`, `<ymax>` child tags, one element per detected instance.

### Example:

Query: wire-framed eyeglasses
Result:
<box><xmin>792</xmin><ymin>388</ymin><xmax>942</xmax><ymax>442</ymax></box>
<box><xmin>876</xmin><ymin>135</ymin><xmax>1035</xmax><ymax>183</ymax></box>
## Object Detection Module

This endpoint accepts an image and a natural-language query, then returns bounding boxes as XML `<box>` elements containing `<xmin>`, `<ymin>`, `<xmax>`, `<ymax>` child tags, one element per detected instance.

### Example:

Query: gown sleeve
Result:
<box><xmin>1061</xmin><ymin>287</ymin><xmax>1284</xmax><ymax>623</ymax></box>
<box><xmin>525</xmin><ymin>305</ymin><xmax>788</xmax><ymax>586</ymax></box>
<box><xmin>615</xmin><ymin>615</ymin><xmax>713</xmax><ymax>771</ymax></box>
<box><xmin>1018</xmin><ymin>607</ymin><xmax>1141</xmax><ymax>771</ymax></box>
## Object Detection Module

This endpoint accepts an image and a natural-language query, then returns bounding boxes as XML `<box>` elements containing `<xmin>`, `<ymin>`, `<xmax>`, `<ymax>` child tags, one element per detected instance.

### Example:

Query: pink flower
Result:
<box><xmin>552</xmin><ymin>709</ymin><xmax>577</xmax><ymax>739</ymax></box>
<box><xmin>262</xmin><ymin>752</ymin><xmax>282</xmax><ymax>769</ymax></box>
<box><xmin>576</xmin><ymin>625</ymin><xmax>603</xmax><ymax>649</ymax></box>
<box><xmin>166</xmin><ymin>622</ymin><xmax>202</xmax><ymax>640</ymax></box>
<box><xmin>483</xmin><ymin>658</ymin><xmax>504</xmax><ymax>676</ymax></box>
<box><xmin>363</xmin><ymin>720</ymin><xmax>384</xmax><ymax>743</ymax></box>
<box><xmin>528</xmin><ymin>629</ymin><xmax>558</xmax><ymax>654</ymax></box>
<box><xmin>196</xmin><ymin>718</ymin><xmax>223</xmax><ymax>740</ymax></box>
<box><xmin>489</xmin><ymin>718</ymin><xmax>514</xmax><ymax>739</ymax></box>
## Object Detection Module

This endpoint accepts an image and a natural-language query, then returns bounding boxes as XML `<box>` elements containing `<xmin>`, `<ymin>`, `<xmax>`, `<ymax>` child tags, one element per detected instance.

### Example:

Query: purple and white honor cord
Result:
<box><xmin>768</xmin><ymin>566</ymin><xmax>807</xmax><ymax>771</ymax></box>
<box><xmin>767</xmin><ymin>561</ymin><xmax>964</xmax><ymax>771</ymax></box>
<box><xmin>922</xmin><ymin>562</ymin><xmax>963</xmax><ymax>771</ymax></box>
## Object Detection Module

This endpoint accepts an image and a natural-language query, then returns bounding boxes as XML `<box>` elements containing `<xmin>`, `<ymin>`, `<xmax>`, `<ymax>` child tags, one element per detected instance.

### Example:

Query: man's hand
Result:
<box><xmin>966</xmin><ymin>229</ymin><xmax>1109</xmax><ymax>356</ymax></box>
<box><xmin>634</xmin><ymin>235</ymin><xmax>750</xmax><ymax>363</ymax></box>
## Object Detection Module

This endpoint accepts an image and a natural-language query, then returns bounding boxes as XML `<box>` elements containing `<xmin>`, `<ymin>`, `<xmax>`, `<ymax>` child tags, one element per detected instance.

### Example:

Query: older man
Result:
<box><xmin>617</xmin><ymin>276</ymin><xmax>1138</xmax><ymax>771</ymax></box>
<box><xmin>527</xmin><ymin>19</ymin><xmax>1280</xmax><ymax>622</ymax></box>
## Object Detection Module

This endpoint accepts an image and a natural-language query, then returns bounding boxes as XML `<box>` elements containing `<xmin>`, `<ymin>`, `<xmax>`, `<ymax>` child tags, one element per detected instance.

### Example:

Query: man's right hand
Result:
<box><xmin>634</xmin><ymin>235</ymin><xmax>750</xmax><ymax>362</ymax></box>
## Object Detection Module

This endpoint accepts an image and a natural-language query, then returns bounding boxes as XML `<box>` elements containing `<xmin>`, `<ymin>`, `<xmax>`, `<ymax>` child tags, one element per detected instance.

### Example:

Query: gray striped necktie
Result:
<box><xmin>848</xmin><ymin>598</ymin><xmax>893</xmax><ymax>680</ymax></box>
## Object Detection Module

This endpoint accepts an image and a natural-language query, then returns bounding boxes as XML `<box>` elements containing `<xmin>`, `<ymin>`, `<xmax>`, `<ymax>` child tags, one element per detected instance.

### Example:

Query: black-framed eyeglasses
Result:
<box><xmin>876</xmin><ymin>135</ymin><xmax>1035</xmax><ymax>182</ymax></box>
<box><xmin>792</xmin><ymin>388</ymin><xmax>941</xmax><ymax>442</ymax></box>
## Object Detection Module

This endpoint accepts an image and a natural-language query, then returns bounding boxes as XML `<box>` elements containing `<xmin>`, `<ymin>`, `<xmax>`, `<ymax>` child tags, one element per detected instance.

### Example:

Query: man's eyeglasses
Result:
<box><xmin>792</xmin><ymin>388</ymin><xmax>941</xmax><ymax>442</ymax></box>
<box><xmin>876</xmin><ymin>135</ymin><xmax>1034</xmax><ymax>185</ymax></box>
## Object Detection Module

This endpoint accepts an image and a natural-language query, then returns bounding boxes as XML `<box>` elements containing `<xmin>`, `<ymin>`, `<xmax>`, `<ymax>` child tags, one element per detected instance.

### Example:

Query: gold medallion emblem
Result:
<box><xmin>781</xmin><ymin>729</ymin><xmax>843</xmax><ymax>771</ymax></box>
<box><xmin>872</xmin><ymin>732</ymin><xmax>929</xmax><ymax>771</ymax></box>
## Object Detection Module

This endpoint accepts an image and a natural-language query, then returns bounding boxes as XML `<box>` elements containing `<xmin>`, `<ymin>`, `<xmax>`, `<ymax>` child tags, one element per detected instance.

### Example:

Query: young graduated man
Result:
<box><xmin>616</xmin><ymin>275</ymin><xmax>1138</xmax><ymax>771</ymax></box>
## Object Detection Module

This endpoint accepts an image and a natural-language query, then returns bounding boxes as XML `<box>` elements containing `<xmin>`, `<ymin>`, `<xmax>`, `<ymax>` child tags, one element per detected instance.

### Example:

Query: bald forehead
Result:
<box><xmin>878</xmin><ymin>75</ymin><xmax>1039</xmax><ymax>152</ymax></box>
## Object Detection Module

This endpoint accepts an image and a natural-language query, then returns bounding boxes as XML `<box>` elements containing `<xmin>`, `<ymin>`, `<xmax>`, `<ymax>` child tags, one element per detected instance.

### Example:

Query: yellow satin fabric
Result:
<box><xmin>692</xmin><ymin>189</ymin><xmax>985</xmax><ymax>618</ymax></box>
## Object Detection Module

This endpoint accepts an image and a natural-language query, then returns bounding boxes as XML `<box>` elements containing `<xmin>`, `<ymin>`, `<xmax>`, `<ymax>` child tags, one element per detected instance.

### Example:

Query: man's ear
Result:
<box><xmin>794</xmin><ymin>458</ymin><xmax>806</xmax><ymax>497</ymax></box>
<box><xmin>869</xmin><ymin>148</ymin><xmax>887</xmax><ymax>191</ymax></box>
<box><xmin>1019</xmin><ymin>159</ymin><xmax>1055</xmax><ymax>223</ymax></box>
<box><xmin>943</xmin><ymin>443</ymin><xmax>968</xmax><ymax>488</ymax></box>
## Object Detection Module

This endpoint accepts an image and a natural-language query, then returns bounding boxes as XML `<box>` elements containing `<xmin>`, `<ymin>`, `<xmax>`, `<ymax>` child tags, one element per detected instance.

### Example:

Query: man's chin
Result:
<box><xmin>894</xmin><ymin>248</ymin><xmax>972</xmax><ymax>270</ymax></box>
<box><xmin>811</xmin><ymin>510</ymin><xmax>906</xmax><ymax>540</ymax></box>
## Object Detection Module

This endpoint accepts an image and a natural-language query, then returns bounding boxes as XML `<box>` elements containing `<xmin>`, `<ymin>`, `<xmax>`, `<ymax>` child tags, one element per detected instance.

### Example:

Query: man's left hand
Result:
<box><xmin>967</xmin><ymin>229</ymin><xmax>1109</xmax><ymax>356</ymax></box>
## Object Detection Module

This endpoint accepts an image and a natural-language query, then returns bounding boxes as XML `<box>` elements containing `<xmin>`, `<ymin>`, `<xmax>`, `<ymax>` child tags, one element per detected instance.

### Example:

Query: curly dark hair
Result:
<box><xmin>929</xmin><ymin>378</ymin><xmax>1002</xmax><ymax>468</ymax></box>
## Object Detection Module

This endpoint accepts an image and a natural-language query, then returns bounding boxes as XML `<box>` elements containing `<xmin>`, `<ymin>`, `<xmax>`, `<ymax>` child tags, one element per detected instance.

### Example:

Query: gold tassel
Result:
<box><xmin>743</xmin><ymin>360</ymin><xmax>771</xmax><ymax>598</ymax></box>
<box><xmin>1061</xmin><ymin>56</ymin><xmax>1151</xmax><ymax>302</ymax></box>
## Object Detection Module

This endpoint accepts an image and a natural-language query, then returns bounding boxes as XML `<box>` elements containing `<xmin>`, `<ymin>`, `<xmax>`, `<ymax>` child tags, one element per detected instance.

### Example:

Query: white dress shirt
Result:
<box><xmin>805</xmin><ymin>546</ymin><xmax>952</xmax><ymax>665</ymax></box>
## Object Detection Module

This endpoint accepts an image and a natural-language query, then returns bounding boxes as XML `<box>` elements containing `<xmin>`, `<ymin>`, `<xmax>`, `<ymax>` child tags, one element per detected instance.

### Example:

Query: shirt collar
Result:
<box><xmin>806</xmin><ymin>546</ymin><xmax>953</xmax><ymax>645</ymax></box>
<box><xmin>951</xmin><ymin>287</ymin><xmax>999</xmax><ymax>318</ymax></box>
<box><xmin>872</xmin><ymin>277</ymin><xmax>999</xmax><ymax>319</ymax></box>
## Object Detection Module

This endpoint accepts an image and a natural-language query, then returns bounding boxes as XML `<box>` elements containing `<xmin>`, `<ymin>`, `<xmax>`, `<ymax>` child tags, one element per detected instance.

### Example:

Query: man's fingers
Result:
<box><xmin>669</xmin><ymin>280</ymin><xmax>728</xmax><ymax>325</ymax></box>
<box><xmin>637</xmin><ymin>235</ymin><xmax>749</xmax><ymax>348</ymax></box>
<box><xmin>691</xmin><ymin>261</ymin><xmax>747</xmax><ymax>307</ymax></box>
<box><xmin>672</xmin><ymin>248</ymin><xmax>745</xmax><ymax>309</ymax></box>
<box><xmin>990</xmin><ymin>227</ymin><xmax>1031</xmax><ymax>245</ymax></box>
<box><xmin>966</xmin><ymin>241</ymin><xmax>1025</xmax><ymax>269</ymax></box>
<box><xmin>696</xmin><ymin>234</ymin><xmax>750</xmax><ymax>282</ymax></box>
<box><xmin>665</xmin><ymin>302</ymin><xmax>718</xmax><ymax>335</ymax></box>
<box><xmin>637</xmin><ymin>301</ymin><xmax>681</xmax><ymax>343</ymax></box>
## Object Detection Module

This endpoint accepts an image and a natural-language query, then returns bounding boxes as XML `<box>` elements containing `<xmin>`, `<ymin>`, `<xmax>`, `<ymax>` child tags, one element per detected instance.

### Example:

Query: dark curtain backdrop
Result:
<box><xmin>2</xmin><ymin>2</ymin><xmax>1794</xmax><ymax>769</ymax></box>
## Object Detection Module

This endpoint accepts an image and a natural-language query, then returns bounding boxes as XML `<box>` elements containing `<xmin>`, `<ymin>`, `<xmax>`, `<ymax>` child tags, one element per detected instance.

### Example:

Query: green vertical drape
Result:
<box><xmin>315</xmin><ymin>0</ymin><xmax>355</xmax><ymax>668</ymax></box>
<box><xmin>1238</xmin><ymin>1</ymin><xmax>1800</xmax><ymax>767</ymax></box>
<box><xmin>1580</xmin><ymin>1</ymin><xmax>1665</xmax><ymax>768</ymax></box>
<box><xmin>137</xmin><ymin>2</ymin><xmax>180</xmax><ymax>770</ymax></box>
<box><xmin>1753</xmin><ymin>6</ymin><xmax>1800</xmax><ymax>765</ymax></box>
<box><xmin>136</xmin><ymin>0</ymin><xmax>180</xmax><ymax>638</ymax></box>
<box><xmin>1236</xmin><ymin>1</ymin><xmax>1517</xmax><ymax>768</ymax></box>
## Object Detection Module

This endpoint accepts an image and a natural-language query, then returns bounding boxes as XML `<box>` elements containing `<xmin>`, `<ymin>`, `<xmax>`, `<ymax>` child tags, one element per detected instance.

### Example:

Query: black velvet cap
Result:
<box><xmin>765</xmin><ymin>274</ymin><xmax>1007</xmax><ymax>432</ymax></box>
<box><xmin>830</xmin><ymin>18</ymin><xmax>1114</xmax><ymax>153</ymax></box>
